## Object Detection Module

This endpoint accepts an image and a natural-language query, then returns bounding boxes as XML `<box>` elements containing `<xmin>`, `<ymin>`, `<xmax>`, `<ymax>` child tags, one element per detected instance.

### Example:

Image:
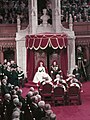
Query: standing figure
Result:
<box><xmin>76</xmin><ymin>46</ymin><xmax>87</xmax><ymax>80</ymax></box>
<box><xmin>50</xmin><ymin>61</ymin><xmax>62</xmax><ymax>79</ymax></box>
<box><xmin>17</xmin><ymin>67</ymin><xmax>25</xmax><ymax>88</ymax></box>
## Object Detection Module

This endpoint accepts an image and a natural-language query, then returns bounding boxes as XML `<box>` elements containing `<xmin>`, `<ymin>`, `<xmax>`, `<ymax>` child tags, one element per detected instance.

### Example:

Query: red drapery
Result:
<box><xmin>26</xmin><ymin>34</ymin><xmax>67</xmax><ymax>50</ymax></box>
<box><xmin>27</xmin><ymin>49</ymin><xmax>35</xmax><ymax>81</ymax></box>
<box><xmin>26</xmin><ymin>33</ymin><xmax>68</xmax><ymax>80</ymax></box>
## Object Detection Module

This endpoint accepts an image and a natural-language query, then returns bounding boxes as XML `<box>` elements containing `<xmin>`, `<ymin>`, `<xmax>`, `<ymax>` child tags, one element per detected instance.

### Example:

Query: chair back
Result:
<box><xmin>42</xmin><ymin>83</ymin><xmax>52</xmax><ymax>94</ymax></box>
<box><xmin>53</xmin><ymin>86</ymin><xmax>64</xmax><ymax>97</ymax></box>
<box><xmin>68</xmin><ymin>86</ymin><xmax>80</xmax><ymax>96</ymax></box>
<box><xmin>67</xmin><ymin>85</ymin><xmax>82</xmax><ymax>105</ymax></box>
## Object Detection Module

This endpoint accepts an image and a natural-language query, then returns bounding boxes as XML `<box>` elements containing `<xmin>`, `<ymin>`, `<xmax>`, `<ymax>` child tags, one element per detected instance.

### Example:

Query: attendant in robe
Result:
<box><xmin>17</xmin><ymin>67</ymin><xmax>25</xmax><ymax>87</ymax></box>
<box><xmin>33</xmin><ymin>62</ymin><xmax>52</xmax><ymax>84</ymax></box>
<box><xmin>76</xmin><ymin>46</ymin><xmax>87</xmax><ymax>80</ymax></box>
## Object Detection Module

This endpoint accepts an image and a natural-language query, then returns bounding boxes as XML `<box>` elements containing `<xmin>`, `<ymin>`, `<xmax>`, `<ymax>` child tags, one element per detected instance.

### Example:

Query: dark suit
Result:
<box><xmin>1</xmin><ymin>84</ymin><xmax>10</xmax><ymax>96</ymax></box>
<box><xmin>73</xmin><ymin>68</ymin><xmax>81</xmax><ymax>81</ymax></box>
<box><xmin>10</xmin><ymin>70</ymin><xmax>18</xmax><ymax>86</ymax></box>
<box><xmin>33</xmin><ymin>106</ymin><xmax>46</xmax><ymax>120</ymax></box>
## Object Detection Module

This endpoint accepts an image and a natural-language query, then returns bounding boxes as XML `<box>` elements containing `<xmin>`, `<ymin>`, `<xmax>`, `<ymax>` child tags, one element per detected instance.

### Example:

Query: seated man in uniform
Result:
<box><xmin>72</xmin><ymin>65</ymin><xmax>82</xmax><ymax>81</ymax></box>
<box><xmin>50</xmin><ymin>61</ymin><xmax>62</xmax><ymax>79</ymax></box>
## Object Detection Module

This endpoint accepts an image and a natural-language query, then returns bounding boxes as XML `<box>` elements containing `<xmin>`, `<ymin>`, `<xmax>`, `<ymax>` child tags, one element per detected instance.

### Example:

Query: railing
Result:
<box><xmin>0</xmin><ymin>22</ymin><xmax>90</xmax><ymax>39</ymax></box>
<box><xmin>0</xmin><ymin>34</ymin><xmax>16</xmax><ymax>38</ymax></box>
<box><xmin>75</xmin><ymin>31</ymin><xmax>90</xmax><ymax>36</ymax></box>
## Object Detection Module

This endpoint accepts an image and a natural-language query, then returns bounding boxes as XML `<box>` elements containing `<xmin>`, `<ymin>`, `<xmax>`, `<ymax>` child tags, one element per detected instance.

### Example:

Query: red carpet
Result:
<box><xmin>21</xmin><ymin>81</ymin><xmax>90</xmax><ymax>120</ymax></box>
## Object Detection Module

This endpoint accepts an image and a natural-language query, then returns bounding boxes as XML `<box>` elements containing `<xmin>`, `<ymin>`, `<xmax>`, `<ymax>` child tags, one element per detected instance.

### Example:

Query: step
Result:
<box><xmin>24</xmin><ymin>81</ymin><xmax>37</xmax><ymax>89</ymax></box>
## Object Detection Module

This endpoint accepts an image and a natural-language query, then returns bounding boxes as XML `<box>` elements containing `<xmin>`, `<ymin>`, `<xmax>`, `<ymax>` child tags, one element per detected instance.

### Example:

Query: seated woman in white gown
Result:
<box><xmin>33</xmin><ymin>61</ymin><xmax>52</xmax><ymax>84</ymax></box>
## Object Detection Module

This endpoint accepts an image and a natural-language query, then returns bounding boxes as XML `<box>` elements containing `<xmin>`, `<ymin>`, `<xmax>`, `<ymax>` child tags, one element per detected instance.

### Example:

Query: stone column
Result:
<box><xmin>69</xmin><ymin>14</ymin><xmax>73</xmax><ymax>31</ymax></box>
<box><xmin>17</xmin><ymin>15</ymin><xmax>21</xmax><ymax>32</ymax></box>
<box><xmin>68</xmin><ymin>37</ymin><xmax>76</xmax><ymax>74</ymax></box>
<box><xmin>28</xmin><ymin>0</ymin><xmax>37</xmax><ymax>34</ymax></box>
<box><xmin>52</xmin><ymin>0</ymin><xmax>62</xmax><ymax>33</ymax></box>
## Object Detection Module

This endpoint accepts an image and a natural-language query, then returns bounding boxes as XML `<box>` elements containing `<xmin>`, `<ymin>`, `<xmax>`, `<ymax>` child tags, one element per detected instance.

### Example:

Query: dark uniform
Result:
<box><xmin>76</xmin><ymin>47</ymin><xmax>87</xmax><ymax>81</ymax></box>
<box><xmin>73</xmin><ymin>67</ymin><xmax>82</xmax><ymax>81</ymax></box>
<box><xmin>17</xmin><ymin>70</ymin><xmax>24</xmax><ymax>87</ymax></box>
<box><xmin>0</xmin><ymin>63</ymin><xmax>4</xmax><ymax>80</ymax></box>
<box><xmin>50</xmin><ymin>64</ymin><xmax>62</xmax><ymax>79</ymax></box>
<box><xmin>10</xmin><ymin>69</ymin><xmax>19</xmax><ymax>86</ymax></box>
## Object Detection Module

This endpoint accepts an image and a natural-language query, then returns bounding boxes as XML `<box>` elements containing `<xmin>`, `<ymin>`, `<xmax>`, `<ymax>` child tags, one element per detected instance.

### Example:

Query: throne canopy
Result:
<box><xmin>26</xmin><ymin>33</ymin><xmax>68</xmax><ymax>50</ymax></box>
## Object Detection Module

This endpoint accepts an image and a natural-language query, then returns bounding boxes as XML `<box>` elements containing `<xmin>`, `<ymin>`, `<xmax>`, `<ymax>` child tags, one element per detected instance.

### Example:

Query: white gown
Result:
<box><xmin>33</xmin><ymin>66</ymin><xmax>52</xmax><ymax>84</ymax></box>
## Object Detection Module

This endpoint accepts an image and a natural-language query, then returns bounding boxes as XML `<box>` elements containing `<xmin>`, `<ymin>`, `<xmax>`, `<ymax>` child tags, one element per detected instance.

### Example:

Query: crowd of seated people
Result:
<box><xmin>0</xmin><ymin>59</ymin><xmax>56</xmax><ymax>120</ymax></box>
<box><xmin>0</xmin><ymin>0</ymin><xmax>90</xmax><ymax>24</ymax></box>
<box><xmin>37</xmin><ymin>72</ymin><xmax>82</xmax><ymax>106</ymax></box>
<box><xmin>0</xmin><ymin>59</ymin><xmax>25</xmax><ymax>88</ymax></box>
<box><xmin>0</xmin><ymin>0</ymin><xmax>28</xmax><ymax>24</ymax></box>
<box><xmin>39</xmin><ymin>73</ymin><xmax>82</xmax><ymax>92</ymax></box>
<box><xmin>33</xmin><ymin>61</ymin><xmax>82</xmax><ymax>92</ymax></box>
<box><xmin>61</xmin><ymin>0</ymin><xmax>90</xmax><ymax>22</ymax></box>
<box><xmin>0</xmin><ymin>60</ymin><xmax>83</xmax><ymax>119</ymax></box>
<box><xmin>0</xmin><ymin>79</ymin><xmax>56</xmax><ymax>120</ymax></box>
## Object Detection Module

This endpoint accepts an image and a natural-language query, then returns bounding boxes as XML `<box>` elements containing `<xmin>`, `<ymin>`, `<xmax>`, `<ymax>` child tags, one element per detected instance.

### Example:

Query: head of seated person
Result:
<box><xmin>54</xmin><ymin>74</ymin><xmax>63</xmax><ymax>83</ymax></box>
<box><xmin>27</xmin><ymin>91</ymin><xmax>33</xmax><ymax>98</ymax></box>
<box><xmin>42</xmin><ymin>80</ymin><xmax>53</xmax><ymax>86</ymax></box>
<box><xmin>33</xmin><ymin>90</ymin><xmax>39</xmax><ymax>96</ymax></box>
<box><xmin>56</xmin><ymin>74</ymin><xmax>60</xmax><ymax>79</ymax></box>
<box><xmin>36</xmin><ymin>94</ymin><xmax>41</xmax><ymax>102</ymax></box>
<box><xmin>4</xmin><ymin>93</ymin><xmax>11</xmax><ymax>101</ymax></box>
<box><xmin>11</xmin><ymin>89</ymin><xmax>17</xmax><ymax>95</ymax></box>
<box><xmin>13</xmin><ymin>107</ymin><xmax>21</xmax><ymax>113</ymax></box>
<box><xmin>37</xmin><ymin>61</ymin><xmax>46</xmax><ymax>73</ymax></box>
<box><xmin>44</xmin><ymin>103</ymin><xmax>51</xmax><ymax>111</ymax></box>
<box><xmin>66</xmin><ymin>74</ymin><xmax>75</xmax><ymax>81</ymax></box>
<box><xmin>16</xmin><ymin>89</ymin><xmax>22</xmax><ymax>96</ymax></box>
<box><xmin>29</xmin><ymin>87</ymin><xmax>35</xmax><ymax>92</ymax></box>
<box><xmin>38</xmin><ymin>100</ymin><xmax>45</xmax><ymax>109</ymax></box>
<box><xmin>2</xmin><ymin>79</ymin><xmax>7</xmax><ymax>85</ymax></box>
<box><xmin>46</xmin><ymin>109</ymin><xmax>53</xmax><ymax>117</ymax></box>
<box><xmin>13</xmin><ymin>98</ymin><xmax>20</xmax><ymax>107</ymax></box>
<box><xmin>14</xmin><ymin>86</ymin><xmax>20</xmax><ymax>91</ymax></box>
<box><xmin>31</xmin><ymin>96</ymin><xmax>38</xmax><ymax>104</ymax></box>
<box><xmin>37</xmin><ymin>60</ymin><xmax>44</xmax><ymax>68</ymax></box>
<box><xmin>70</xmin><ymin>78</ymin><xmax>79</xmax><ymax>83</ymax></box>
<box><xmin>50</xmin><ymin>113</ymin><xmax>56</xmax><ymax>120</ymax></box>
<box><xmin>3</xmin><ymin>75</ymin><xmax>8</xmax><ymax>81</ymax></box>
<box><xmin>54</xmin><ymin>74</ymin><xmax>60</xmax><ymax>80</ymax></box>
<box><xmin>69</xmin><ymin>82</ymin><xmax>81</xmax><ymax>89</ymax></box>
<box><xmin>52</xmin><ymin>61</ymin><xmax>58</xmax><ymax>66</ymax></box>
<box><xmin>12</xmin><ymin>111</ymin><xmax>20</xmax><ymax>120</ymax></box>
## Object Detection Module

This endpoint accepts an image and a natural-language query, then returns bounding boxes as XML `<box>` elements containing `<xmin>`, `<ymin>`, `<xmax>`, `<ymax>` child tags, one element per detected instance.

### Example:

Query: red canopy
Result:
<box><xmin>26</xmin><ymin>33</ymin><xmax>68</xmax><ymax>50</ymax></box>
